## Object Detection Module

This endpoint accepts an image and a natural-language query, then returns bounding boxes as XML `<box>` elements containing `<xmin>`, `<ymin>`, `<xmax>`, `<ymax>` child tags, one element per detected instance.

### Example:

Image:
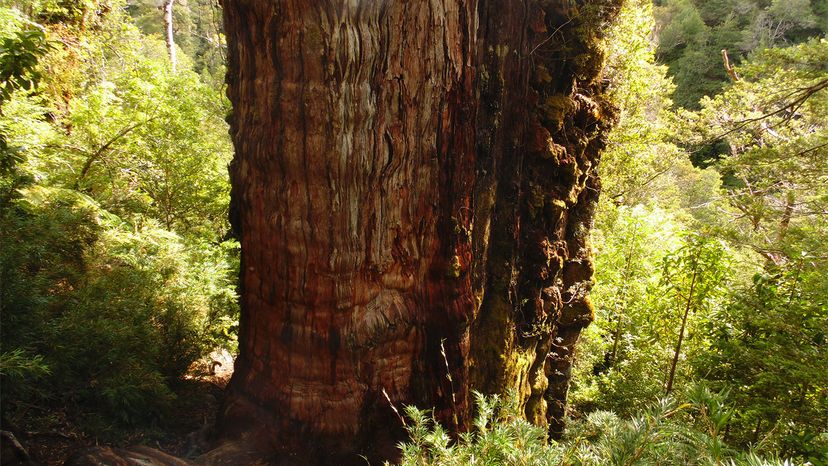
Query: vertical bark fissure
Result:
<box><xmin>470</xmin><ymin>0</ymin><xmax>532</xmax><ymax>398</ymax></box>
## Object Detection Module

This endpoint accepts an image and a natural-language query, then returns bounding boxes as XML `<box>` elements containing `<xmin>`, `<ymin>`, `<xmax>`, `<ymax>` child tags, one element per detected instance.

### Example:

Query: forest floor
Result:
<box><xmin>8</xmin><ymin>351</ymin><xmax>235</xmax><ymax>466</ymax></box>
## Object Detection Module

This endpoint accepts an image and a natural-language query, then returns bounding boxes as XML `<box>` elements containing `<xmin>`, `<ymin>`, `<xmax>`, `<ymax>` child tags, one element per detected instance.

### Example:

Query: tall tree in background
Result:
<box><xmin>654</xmin><ymin>0</ymin><xmax>827</xmax><ymax>110</ymax></box>
<box><xmin>162</xmin><ymin>0</ymin><xmax>176</xmax><ymax>72</ymax></box>
<box><xmin>216</xmin><ymin>0</ymin><xmax>620</xmax><ymax>463</ymax></box>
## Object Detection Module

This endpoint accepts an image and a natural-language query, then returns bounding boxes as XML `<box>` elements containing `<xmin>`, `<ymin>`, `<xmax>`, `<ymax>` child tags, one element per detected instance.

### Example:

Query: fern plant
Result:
<box><xmin>394</xmin><ymin>386</ymin><xmax>788</xmax><ymax>466</ymax></box>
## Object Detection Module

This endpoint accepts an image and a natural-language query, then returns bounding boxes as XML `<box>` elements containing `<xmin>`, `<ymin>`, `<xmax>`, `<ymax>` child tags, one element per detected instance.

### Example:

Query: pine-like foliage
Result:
<box><xmin>394</xmin><ymin>388</ymin><xmax>789</xmax><ymax>466</ymax></box>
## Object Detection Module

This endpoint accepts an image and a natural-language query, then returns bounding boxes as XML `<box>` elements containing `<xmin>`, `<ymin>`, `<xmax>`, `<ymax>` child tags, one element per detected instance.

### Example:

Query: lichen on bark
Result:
<box><xmin>470</xmin><ymin>0</ymin><xmax>621</xmax><ymax>438</ymax></box>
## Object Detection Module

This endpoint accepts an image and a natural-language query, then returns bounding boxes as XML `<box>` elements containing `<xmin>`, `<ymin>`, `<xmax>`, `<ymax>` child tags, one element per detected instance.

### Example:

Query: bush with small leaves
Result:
<box><xmin>394</xmin><ymin>387</ymin><xmax>786</xmax><ymax>466</ymax></box>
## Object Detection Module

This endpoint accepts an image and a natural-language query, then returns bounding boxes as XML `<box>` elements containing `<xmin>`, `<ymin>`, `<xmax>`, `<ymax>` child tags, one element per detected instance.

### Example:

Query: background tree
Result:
<box><xmin>162</xmin><ymin>0</ymin><xmax>176</xmax><ymax>71</ymax></box>
<box><xmin>654</xmin><ymin>0</ymin><xmax>827</xmax><ymax>110</ymax></box>
<box><xmin>660</xmin><ymin>234</ymin><xmax>728</xmax><ymax>395</ymax></box>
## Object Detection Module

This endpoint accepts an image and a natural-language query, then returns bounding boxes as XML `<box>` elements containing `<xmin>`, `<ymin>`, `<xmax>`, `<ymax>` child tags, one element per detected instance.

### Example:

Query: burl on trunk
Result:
<box><xmin>218</xmin><ymin>0</ymin><xmax>620</xmax><ymax>463</ymax></box>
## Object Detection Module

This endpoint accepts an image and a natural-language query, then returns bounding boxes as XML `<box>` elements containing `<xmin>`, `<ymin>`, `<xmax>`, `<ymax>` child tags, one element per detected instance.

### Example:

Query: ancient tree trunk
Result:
<box><xmin>219</xmin><ymin>0</ymin><xmax>620</xmax><ymax>463</ymax></box>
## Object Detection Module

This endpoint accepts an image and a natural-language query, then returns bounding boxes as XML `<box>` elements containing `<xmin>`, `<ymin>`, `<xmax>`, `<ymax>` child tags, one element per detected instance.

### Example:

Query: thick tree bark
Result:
<box><xmin>216</xmin><ymin>0</ymin><xmax>621</xmax><ymax>463</ymax></box>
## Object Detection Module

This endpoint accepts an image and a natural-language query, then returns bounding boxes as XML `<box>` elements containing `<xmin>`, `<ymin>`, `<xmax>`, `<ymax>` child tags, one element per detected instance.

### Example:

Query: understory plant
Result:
<box><xmin>394</xmin><ymin>386</ymin><xmax>787</xmax><ymax>466</ymax></box>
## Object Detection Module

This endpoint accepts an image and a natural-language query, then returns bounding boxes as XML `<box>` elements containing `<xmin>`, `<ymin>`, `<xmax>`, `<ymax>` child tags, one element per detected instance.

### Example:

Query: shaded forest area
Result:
<box><xmin>1</xmin><ymin>0</ymin><xmax>826</xmax><ymax>465</ymax></box>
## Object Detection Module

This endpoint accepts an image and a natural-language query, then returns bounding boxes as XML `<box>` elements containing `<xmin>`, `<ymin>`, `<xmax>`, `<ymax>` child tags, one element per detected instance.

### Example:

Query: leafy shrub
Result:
<box><xmin>396</xmin><ymin>392</ymin><xmax>562</xmax><ymax>466</ymax></box>
<box><xmin>0</xmin><ymin>2</ymin><xmax>237</xmax><ymax>437</ymax></box>
<box><xmin>394</xmin><ymin>387</ymin><xmax>787</xmax><ymax>466</ymax></box>
<box><xmin>0</xmin><ymin>186</ymin><xmax>237</xmax><ymax>433</ymax></box>
<box><xmin>0</xmin><ymin>9</ymin><xmax>53</xmax><ymax>103</ymax></box>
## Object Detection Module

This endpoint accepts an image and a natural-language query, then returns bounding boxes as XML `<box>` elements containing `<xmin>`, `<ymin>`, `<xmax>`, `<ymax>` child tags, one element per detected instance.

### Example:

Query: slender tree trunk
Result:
<box><xmin>665</xmin><ymin>264</ymin><xmax>697</xmax><ymax>395</ymax></box>
<box><xmin>752</xmin><ymin>418</ymin><xmax>762</xmax><ymax>444</ymax></box>
<box><xmin>163</xmin><ymin>0</ymin><xmax>177</xmax><ymax>72</ymax></box>
<box><xmin>610</xmin><ymin>310</ymin><xmax>623</xmax><ymax>366</ymax></box>
<box><xmin>610</xmin><ymin>222</ymin><xmax>639</xmax><ymax>367</ymax></box>
<box><xmin>776</xmin><ymin>191</ymin><xmax>794</xmax><ymax>243</ymax></box>
<box><xmin>214</xmin><ymin>0</ymin><xmax>621</xmax><ymax>463</ymax></box>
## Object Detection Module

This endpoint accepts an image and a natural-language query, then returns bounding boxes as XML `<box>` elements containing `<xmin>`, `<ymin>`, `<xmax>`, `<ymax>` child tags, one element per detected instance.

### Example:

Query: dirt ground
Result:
<box><xmin>1</xmin><ymin>350</ymin><xmax>234</xmax><ymax>466</ymax></box>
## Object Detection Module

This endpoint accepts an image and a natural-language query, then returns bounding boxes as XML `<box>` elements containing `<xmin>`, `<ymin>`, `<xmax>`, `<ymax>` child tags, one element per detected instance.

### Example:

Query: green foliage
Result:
<box><xmin>61</xmin><ymin>63</ymin><xmax>232</xmax><ymax>237</ymax></box>
<box><xmin>24</xmin><ymin>0</ymin><xmax>98</xmax><ymax>25</ymax></box>
<box><xmin>0</xmin><ymin>350</ymin><xmax>50</xmax><ymax>379</ymax></box>
<box><xmin>698</xmin><ymin>267</ymin><xmax>828</xmax><ymax>463</ymax></box>
<box><xmin>0</xmin><ymin>186</ymin><xmax>237</xmax><ymax>430</ymax></box>
<box><xmin>574</xmin><ymin>2</ymin><xmax>827</xmax><ymax>463</ymax></box>
<box><xmin>0</xmin><ymin>8</ymin><xmax>53</xmax><ymax>186</ymax></box>
<box><xmin>599</xmin><ymin>0</ymin><xmax>723</xmax><ymax>213</ymax></box>
<box><xmin>692</xmin><ymin>39</ymin><xmax>828</xmax><ymax>254</ymax></box>
<box><xmin>395</xmin><ymin>389</ymin><xmax>783</xmax><ymax>466</ymax></box>
<box><xmin>0</xmin><ymin>1</ymin><xmax>237</xmax><ymax>437</ymax></box>
<box><xmin>396</xmin><ymin>393</ymin><xmax>559</xmax><ymax>466</ymax></box>
<box><xmin>654</xmin><ymin>0</ymin><xmax>828</xmax><ymax>108</ymax></box>
<box><xmin>0</xmin><ymin>18</ymin><xmax>52</xmax><ymax>103</ymax></box>
<box><xmin>654</xmin><ymin>0</ymin><xmax>729</xmax><ymax>108</ymax></box>
<box><xmin>601</xmin><ymin>0</ymin><xmax>684</xmax><ymax>206</ymax></box>
<box><xmin>572</xmin><ymin>205</ymin><xmax>682</xmax><ymax>414</ymax></box>
<box><xmin>680</xmin><ymin>42</ymin><xmax>828</xmax><ymax>460</ymax></box>
<box><xmin>660</xmin><ymin>234</ymin><xmax>730</xmax><ymax>318</ymax></box>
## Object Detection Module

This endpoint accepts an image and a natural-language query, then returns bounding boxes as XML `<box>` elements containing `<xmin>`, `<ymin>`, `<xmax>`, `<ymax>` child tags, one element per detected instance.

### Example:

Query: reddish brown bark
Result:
<box><xmin>218</xmin><ymin>0</ymin><xmax>621</xmax><ymax>463</ymax></box>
